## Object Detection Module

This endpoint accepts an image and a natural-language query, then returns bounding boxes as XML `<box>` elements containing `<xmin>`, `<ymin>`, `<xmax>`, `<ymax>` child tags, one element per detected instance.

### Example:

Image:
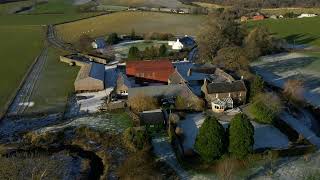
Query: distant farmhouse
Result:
<box><xmin>168</xmin><ymin>36</ymin><xmax>196</xmax><ymax>50</ymax></box>
<box><xmin>298</xmin><ymin>13</ymin><xmax>318</xmax><ymax>18</ymax></box>
<box><xmin>253</xmin><ymin>15</ymin><xmax>265</xmax><ymax>21</ymax></box>
<box><xmin>92</xmin><ymin>38</ymin><xmax>106</xmax><ymax>49</ymax></box>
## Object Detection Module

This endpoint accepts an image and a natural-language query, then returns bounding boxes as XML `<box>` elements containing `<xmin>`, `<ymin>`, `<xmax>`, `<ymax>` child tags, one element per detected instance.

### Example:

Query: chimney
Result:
<box><xmin>204</xmin><ymin>78</ymin><xmax>208</xmax><ymax>86</ymax></box>
<box><xmin>241</xmin><ymin>76</ymin><xmax>244</xmax><ymax>80</ymax></box>
<box><xmin>187</xmin><ymin>68</ymin><xmax>192</xmax><ymax>76</ymax></box>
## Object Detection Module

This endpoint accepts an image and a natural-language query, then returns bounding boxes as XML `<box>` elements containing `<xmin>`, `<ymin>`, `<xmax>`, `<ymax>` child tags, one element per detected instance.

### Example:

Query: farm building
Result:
<box><xmin>74</xmin><ymin>63</ymin><xmax>105</xmax><ymax>92</ymax></box>
<box><xmin>115</xmin><ymin>72</ymin><xmax>131</xmax><ymax>96</ymax></box>
<box><xmin>126</xmin><ymin>60</ymin><xmax>175</xmax><ymax>83</ymax></box>
<box><xmin>92</xmin><ymin>38</ymin><xmax>106</xmax><ymax>49</ymax></box>
<box><xmin>201</xmin><ymin>79</ymin><xmax>247</xmax><ymax>112</ymax></box>
<box><xmin>298</xmin><ymin>13</ymin><xmax>318</xmax><ymax>18</ymax></box>
<box><xmin>168</xmin><ymin>36</ymin><xmax>196</xmax><ymax>50</ymax></box>
<box><xmin>140</xmin><ymin>109</ymin><xmax>166</xmax><ymax>128</ymax></box>
<box><xmin>240</xmin><ymin>16</ymin><xmax>249</xmax><ymax>22</ymax></box>
<box><xmin>253</xmin><ymin>15</ymin><xmax>265</xmax><ymax>21</ymax></box>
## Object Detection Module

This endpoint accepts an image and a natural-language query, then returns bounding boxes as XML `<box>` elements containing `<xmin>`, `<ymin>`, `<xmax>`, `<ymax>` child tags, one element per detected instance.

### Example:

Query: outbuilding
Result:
<box><xmin>74</xmin><ymin>63</ymin><xmax>105</xmax><ymax>92</ymax></box>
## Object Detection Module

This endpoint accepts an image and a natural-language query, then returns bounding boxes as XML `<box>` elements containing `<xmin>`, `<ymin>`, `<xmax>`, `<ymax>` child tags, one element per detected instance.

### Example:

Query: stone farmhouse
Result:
<box><xmin>201</xmin><ymin>78</ymin><xmax>247</xmax><ymax>113</ymax></box>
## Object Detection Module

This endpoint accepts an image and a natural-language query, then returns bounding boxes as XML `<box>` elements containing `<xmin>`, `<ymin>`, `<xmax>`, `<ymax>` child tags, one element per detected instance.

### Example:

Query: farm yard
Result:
<box><xmin>55</xmin><ymin>11</ymin><xmax>206</xmax><ymax>43</ymax></box>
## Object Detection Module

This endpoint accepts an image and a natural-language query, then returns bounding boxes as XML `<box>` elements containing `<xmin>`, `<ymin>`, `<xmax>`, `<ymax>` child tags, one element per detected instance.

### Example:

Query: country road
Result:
<box><xmin>7</xmin><ymin>48</ymin><xmax>48</xmax><ymax>116</ymax></box>
<box><xmin>47</xmin><ymin>25</ymin><xmax>78</xmax><ymax>53</ymax></box>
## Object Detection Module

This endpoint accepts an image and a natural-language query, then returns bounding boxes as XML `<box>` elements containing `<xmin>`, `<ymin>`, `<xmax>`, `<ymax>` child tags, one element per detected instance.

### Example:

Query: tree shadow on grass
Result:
<box><xmin>258</xmin><ymin>56</ymin><xmax>318</xmax><ymax>74</ymax></box>
<box><xmin>284</xmin><ymin>34</ymin><xmax>319</xmax><ymax>45</ymax></box>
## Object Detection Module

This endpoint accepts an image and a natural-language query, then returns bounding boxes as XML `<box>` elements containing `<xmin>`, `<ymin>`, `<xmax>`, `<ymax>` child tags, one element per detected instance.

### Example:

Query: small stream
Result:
<box><xmin>6</xmin><ymin>145</ymin><xmax>104</xmax><ymax>180</ymax></box>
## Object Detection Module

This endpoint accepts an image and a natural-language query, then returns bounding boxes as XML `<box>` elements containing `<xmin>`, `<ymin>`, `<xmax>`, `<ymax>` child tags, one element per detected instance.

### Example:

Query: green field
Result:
<box><xmin>56</xmin><ymin>11</ymin><xmax>206</xmax><ymax>42</ymax></box>
<box><xmin>99</xmin><ymin>0</ymin><xmax>191</xmax><ymax>8</ymax></box>
<box><xmin>249</xmin><ymin>17</ymin><xmax>320</xmax><ymax>47</ymax></box>
<box><xmin>0</xmin><ymin>0</ymin><xmax>33</xmax><ymax>15</ymax></box>
<box><xmin>26</xmin><ymin>47</ymin><xmax>79</xmax><ymax>114</ymax></box>
<box><xmin>0</xmin><ymin>26</ymin><xmax>44</xmax><ymax>114</ymax></box>
<box><xmin>0</xmin><ymin>7</ymin><xmax>104</xmax><ymax>115</ymax></box>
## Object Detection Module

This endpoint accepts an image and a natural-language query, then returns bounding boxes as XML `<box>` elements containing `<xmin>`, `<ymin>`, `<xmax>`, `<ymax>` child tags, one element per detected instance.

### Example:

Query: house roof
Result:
<box><xmin>94</xmin><ymin>38</ymin><xmax>106</xmax><ymax>48</ymax></box>
<box><xmin>126</xmin><ymin>60</ymin><xmax>175</xmax><ymax>82</ymax></box>
<box><xmin>76</xmin><ymin>62</ymin><xmax>105</xmax><ymax>82</ymax></box>
<box><xmin>172</xmin><ymin>61</ymin><xmax>208</xmax><ymax>81</ymax></box>
<box><xmin>207</xmin><ymin>80</ymin><xmax>246</xmax><ymax>94</ymax></box>
<box><xmin>128</xmin><ymin>84</ymin><xmax>195</xmax><ymax>99</ymax></box>
<box><xmin>179</xmin><ymin>36</ymin><xmax>196</xmax><ymax>47</ymax></box>
<box><xmin>117</xmin><ymin>72</ymin><xmax>131</xmax><ymax>88</ymax></box>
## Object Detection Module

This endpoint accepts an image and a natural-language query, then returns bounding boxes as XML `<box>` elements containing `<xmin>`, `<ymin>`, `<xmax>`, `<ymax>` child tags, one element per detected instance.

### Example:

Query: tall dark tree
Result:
<box><xmin>194</xmin><ymin>116</ymin><xmax>225</xmax><ymax>163</ymax></box>
<box><xmin>159</xmin><ymin>44</ymin><xmax>167</xmax><ymax>57</ymax></box>
<box><xmin>107</xmin><ymin>33</ymin><xmax>119</xmax><ymax>45</ymax></box>
<box><xmin>128</xmin><ymin>46</ymin><xmax>140</xmax><ymax>59</ymax></box>
<box><xmin>197</xmin><ymin>12</ymin><xmax>245</xmax><ymax>63</ymax></box>
<box><xmin>228</xmin><ymin>113</ymin><xmax>254</xmax><ymax>159</ymax></box>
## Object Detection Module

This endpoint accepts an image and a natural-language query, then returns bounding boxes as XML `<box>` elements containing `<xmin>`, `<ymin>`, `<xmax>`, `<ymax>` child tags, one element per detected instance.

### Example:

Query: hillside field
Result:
<box><xmin>0</xmin><ymin>12</ymin><xmax>103</xmax><ymax>116</ymax></box>
<box><xmin>0</xmin><ymin>26</ymin><xmax>44</xmax><ymax>115</ymax></box>
<box><xmin>27</xmin><ymin>47</ymin><xmax>79</xmax><ymax>114</ymax></box>
<box><xmin>98</xmin><ymin>0</ymin><xmax>191</xmax><ymax>8</ymax></box>
<box><xmin>249</xmin><ymin>17</ymin><xmax>320</xmax><ymax>47</ymax></box>
<box><xmin>56</xmin><ymin>11</ymin><xmax>206</xmax><ymax>43</ymax></box>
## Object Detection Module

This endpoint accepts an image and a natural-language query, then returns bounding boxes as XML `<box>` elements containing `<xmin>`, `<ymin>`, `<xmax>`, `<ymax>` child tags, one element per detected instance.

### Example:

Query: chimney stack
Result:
<box><xmin>187</xmin><ymin>68</ymin><xmax>192</xmax><ymax>76</ymax></box>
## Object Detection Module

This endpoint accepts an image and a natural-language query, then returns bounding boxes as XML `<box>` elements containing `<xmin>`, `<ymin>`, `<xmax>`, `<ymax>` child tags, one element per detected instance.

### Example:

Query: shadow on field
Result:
<box><xmin>258</xmin><ymin>56</ymin><xmax>318</xmax><ymax>74</ymax></box>
<box><xmin>284</xmin><ymin>34</ymin><xmax>319</xmax><ymax>45</ymax></box>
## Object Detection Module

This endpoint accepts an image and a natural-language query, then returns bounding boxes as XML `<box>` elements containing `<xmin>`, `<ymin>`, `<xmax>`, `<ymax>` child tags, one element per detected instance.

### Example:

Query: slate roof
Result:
<box><xmin>179</xmin><ymin>36</ymin><xmax>196</xmax><ymax>48</ymax></box>
<box><xmin>117</xmin><ymin>72</ymin><xmax>131</xmax><ymax>88</ymax></box>
<box><xmin>128</xmin><ymin>84</ymin><xmax>195</xmax><ymax>99</ymax></box>
<box><xmin>172</xmin><ymin>61</ymin><xmax>208</xmax><ymax>81</ymax></box>
<box><xmin>207</xmin><ymin>80</ymin><xmax>246</xmax><ymax>94</ymax></box>
<box><xmin>126</xmin><ymin>60</ymin><xmax>174</xmax><ymax>82</ymax></box>
<box><xmin>94</xmin><ymin>38</ymin><xmax>106</xmax><ymax>48</ymax></box>
<box><xmin>76</xmin><ymin>62</ymin><xmax>105</xmax><ymax>82</ymax></box>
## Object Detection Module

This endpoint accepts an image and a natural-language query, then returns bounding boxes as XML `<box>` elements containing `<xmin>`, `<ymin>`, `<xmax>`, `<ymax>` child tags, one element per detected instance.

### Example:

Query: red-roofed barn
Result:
<box><xmin>126</xmin><ymin>60</ymin><xmax>175</xmax><ymax>83</ymax></box>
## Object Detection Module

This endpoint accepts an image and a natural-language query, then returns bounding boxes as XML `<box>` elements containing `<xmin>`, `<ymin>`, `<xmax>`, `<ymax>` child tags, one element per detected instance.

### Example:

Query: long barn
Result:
<box><xmin>74</xmin><ymin>63</ymin><xmax>105</xmax><ymax>92</ymax></box>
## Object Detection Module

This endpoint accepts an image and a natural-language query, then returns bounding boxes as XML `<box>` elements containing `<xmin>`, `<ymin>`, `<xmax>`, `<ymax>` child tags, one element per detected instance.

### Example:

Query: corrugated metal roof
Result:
<box><xmin>126</xmin><ymin>60</ymin><xmax>174</xmax><ymax>82</ymax></box>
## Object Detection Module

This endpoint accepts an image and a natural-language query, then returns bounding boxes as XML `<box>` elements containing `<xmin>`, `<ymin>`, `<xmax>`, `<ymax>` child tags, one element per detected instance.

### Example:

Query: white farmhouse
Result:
<box><xmin>168</xmin><ymin>36</ymin><xmax>196</xmax><ymax>50</ymax></box>
<box><xmin>298</xmin><ymin>13</ymin><xmax>318</xmax><ymax>18</ymax></box>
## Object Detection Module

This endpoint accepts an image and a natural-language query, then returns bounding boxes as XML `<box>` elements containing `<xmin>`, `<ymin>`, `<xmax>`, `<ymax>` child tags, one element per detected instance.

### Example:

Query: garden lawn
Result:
<box><xmin>114</xmin><ymin>40</ymin><xmax>170</xmax><ymax>58</ymax></box>
<box><xmin>26</xmin><ymin>47</ymin><xmax>79</xmax><ymax>114</ymax></box>
<box><xmin>249</xmin><ymin>17</ymin><xmax>320</xmax><ymax>47</ymax></box>
<box><xmin>56</xmin><ymin>11</ymin><xmax>206</xmax><ymax>42</ymax></box>
<box><xmin>0</xmin><ymin>26</ymin><xmax>44</xmax><ymax>115</ymax></box>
